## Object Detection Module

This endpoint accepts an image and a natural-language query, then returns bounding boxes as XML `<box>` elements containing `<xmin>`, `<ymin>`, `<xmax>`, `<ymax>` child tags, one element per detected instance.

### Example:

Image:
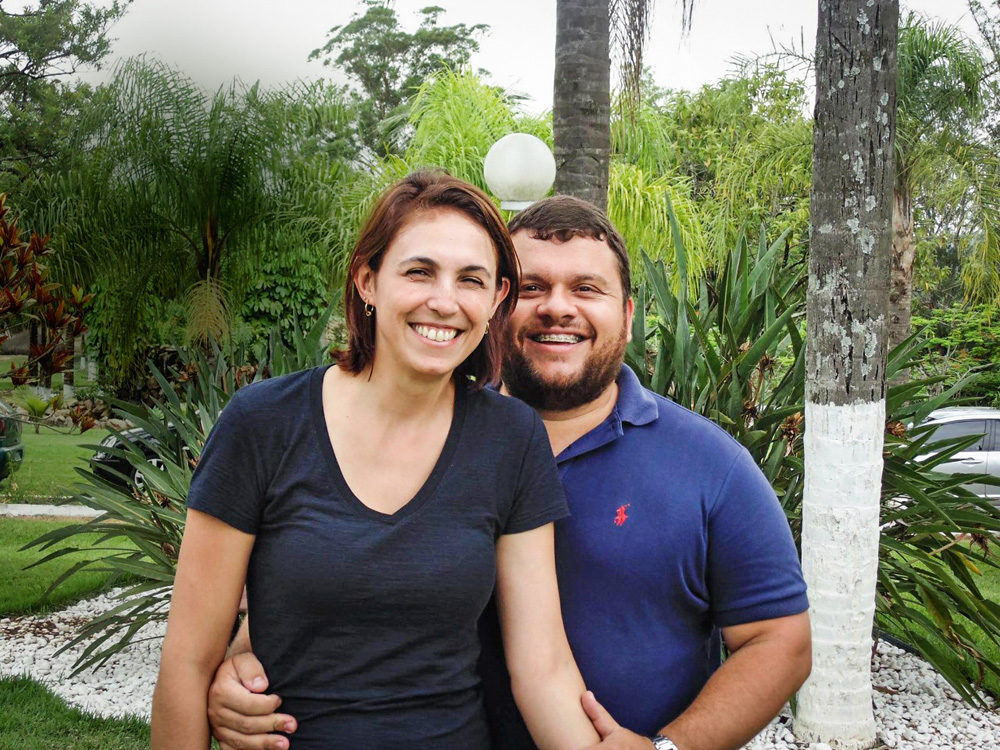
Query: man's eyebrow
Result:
<box><xmin>520</xmin><ymin>272</ymin><xmax>612</xmax><ymax>286</ymax></box>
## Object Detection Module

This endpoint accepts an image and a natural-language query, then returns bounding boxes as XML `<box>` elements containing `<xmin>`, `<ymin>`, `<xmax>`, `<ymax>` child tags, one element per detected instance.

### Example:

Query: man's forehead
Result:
<box><xmin>511</xmin><ymin>230</ymin><xmax>618</xmax><ymax>271</ymax></box>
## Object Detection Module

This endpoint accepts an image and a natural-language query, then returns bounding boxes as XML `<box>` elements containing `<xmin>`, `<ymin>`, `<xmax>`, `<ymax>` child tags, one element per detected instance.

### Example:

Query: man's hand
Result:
<box><xmin>207</xmin><ymin>652</ymin><xmax>298</xmax><ymax>750</ymax></box>
<box><xmin>582</xmin><ymin>691</ymin><xmax>655</xmax><ymax>749</ymax></box>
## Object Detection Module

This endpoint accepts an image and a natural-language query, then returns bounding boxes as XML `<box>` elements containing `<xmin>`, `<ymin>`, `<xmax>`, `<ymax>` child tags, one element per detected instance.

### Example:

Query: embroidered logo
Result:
<box><xmin>614</xmin><ymin>503</ymin><xmax>631</xmax><ymax>526</ymax></box>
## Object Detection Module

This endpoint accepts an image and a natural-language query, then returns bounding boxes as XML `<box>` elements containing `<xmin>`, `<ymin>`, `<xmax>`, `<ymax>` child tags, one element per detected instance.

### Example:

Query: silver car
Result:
<box><xmin>921</xmin><ymin>407</ymin><xmax>1000</xmax><ymax>503</ymax></box>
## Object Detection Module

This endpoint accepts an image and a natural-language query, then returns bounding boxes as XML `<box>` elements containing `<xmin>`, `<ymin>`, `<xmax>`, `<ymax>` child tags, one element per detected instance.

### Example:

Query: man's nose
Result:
<box><xmin>536</xmin><ymin>287</ymin><xmax>577</xmax><ymax>320</ymax></box>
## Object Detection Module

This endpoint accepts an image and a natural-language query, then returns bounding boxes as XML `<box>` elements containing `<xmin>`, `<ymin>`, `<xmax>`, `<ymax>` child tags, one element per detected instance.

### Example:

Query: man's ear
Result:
<box><xmin>625</xmin><ymin>297</ymin><xmax>636</xmax><ymax>343</ymax></box>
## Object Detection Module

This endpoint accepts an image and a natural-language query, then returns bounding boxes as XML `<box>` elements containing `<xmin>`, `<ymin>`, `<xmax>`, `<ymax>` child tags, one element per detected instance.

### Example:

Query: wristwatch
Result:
<box><xmin>649</xmin><ymin>735</ymin><xmax>679</xmax><ymax>750</ymax></box>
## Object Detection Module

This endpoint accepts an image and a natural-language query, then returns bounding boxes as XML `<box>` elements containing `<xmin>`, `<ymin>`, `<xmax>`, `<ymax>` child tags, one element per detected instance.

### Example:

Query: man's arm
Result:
<box><xmin>583</xmin><ymin>611</ymin><xmax>811</xmax><ymax>750</ymax></box>
<box><xmin>207</xmin><ymin>616</ymin><xmax>299</xmax><ymax>750</ymax></box>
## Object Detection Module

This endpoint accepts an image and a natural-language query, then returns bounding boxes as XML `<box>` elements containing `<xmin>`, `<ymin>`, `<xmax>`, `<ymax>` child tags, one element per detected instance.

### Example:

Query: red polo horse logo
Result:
<box><xmin>614</xmin><ymin>503</ymin><xmax>631</xmax><ymax>526</ymax></box>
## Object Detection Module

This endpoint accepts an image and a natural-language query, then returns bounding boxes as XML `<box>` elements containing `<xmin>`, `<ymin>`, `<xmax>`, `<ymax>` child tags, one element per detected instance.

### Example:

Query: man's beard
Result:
<box><xmin>501</xmin><ymin>326</ymin><xmax>627</xmax><ymax>412</ymax></box>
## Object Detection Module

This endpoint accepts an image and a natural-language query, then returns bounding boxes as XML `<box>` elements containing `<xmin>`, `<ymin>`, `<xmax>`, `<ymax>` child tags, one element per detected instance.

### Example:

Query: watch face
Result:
<box><xmin>651</xmin><ymin>737</ymin><xmax>678</xmax><ymax>750</ymax></box>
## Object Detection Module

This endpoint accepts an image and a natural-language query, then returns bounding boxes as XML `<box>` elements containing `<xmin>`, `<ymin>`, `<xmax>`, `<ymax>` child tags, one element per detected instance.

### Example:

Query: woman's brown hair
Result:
<box><xmin>336</xmin><ymin>171</ymin><xmax>519</xmax><ymax>388</ymax></box>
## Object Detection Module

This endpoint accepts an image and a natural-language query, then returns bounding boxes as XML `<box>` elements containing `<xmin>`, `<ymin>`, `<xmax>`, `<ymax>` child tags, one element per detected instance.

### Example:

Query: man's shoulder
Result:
<box><xmin>634</xmin><ymin>386</ymin><xmax>746</xmax><ymax>455</ymax></box>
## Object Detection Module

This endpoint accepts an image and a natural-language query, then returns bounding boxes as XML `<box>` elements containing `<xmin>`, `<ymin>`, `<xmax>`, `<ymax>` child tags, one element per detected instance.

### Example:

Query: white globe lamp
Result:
<box><xmin>483</xmin><ymin>133</ymin><xmax>556</xmax><ymax>211</ymax></box>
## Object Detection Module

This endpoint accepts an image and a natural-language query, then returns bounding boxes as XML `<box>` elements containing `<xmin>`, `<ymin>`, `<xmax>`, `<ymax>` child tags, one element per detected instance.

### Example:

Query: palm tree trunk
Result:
<box><xmin>796</xmin><ymin>1</ymin><xmax>898</xmax><ymax>748</ymax></box>
<box><xmin>888</xmin><ymin>187</ymin><xmax>916</xmax><ymax>351</ymax></box>
<box><xmin>63</xmin><ymin>328</ymin><xmax>76</xmax><ymax>401</ymax></box>
<box><xmin>553</xmin><ymin>0</ymin><xmax>611</xmax><ymax>211</ymax></box>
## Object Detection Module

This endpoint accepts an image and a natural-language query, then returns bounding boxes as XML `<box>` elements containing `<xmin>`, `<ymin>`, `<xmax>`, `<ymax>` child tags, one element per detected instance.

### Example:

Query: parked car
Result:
<box><xmin>90</xmin><ymin>426</ymin><xmax>174</xmax><ymax>490</ymax></box>
<box><xmin>0</xmin><ymin>398</ymin><xmax>24</xmax><ymax>480</ymax></box>
<box><xmin>920</xmin><ymin>407</ymin><xmax>1000</xmax><ymax>505</ymax></box>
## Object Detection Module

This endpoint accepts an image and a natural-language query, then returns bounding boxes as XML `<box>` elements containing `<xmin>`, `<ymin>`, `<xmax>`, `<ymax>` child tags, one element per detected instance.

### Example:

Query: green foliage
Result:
<box><xmin>21</xmin><ymin>311</ymin><xmax>336</xmax><ymax>673</ymax></box>
<box><xmin>912</xmin><ymin>304</ymin><xmax>1000</xmax><ymax>407</ymax></box>
<box><xmin>0</xmin><ymin>676</ymin><xmax>149</xmax><ymax>749</ymax></box>
<box><xmin>310</xmin><ymin>0</ymin><xmax>488</xmax><ymax>155</ymax></box>
<box><xmin>238</xmin><ymin>240</ymin><xmax>330</xmax><ymax>348</ymax></box>
<box><xmin>629</xmin><ymin>223</ymin><xmax>1000</xmax><ymax>704</ymax></box>
<box><xmin>0</xmin><ymin>0</ymin><xmax>130</xmax><ymax>188</ymax></box>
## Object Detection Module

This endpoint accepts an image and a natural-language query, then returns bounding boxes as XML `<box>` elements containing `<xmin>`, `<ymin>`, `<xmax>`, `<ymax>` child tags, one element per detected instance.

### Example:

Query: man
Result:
<box><xmin>206</xmin><ymin>196</ymin><xmax>811</xmax><ymax>750</ymax></box>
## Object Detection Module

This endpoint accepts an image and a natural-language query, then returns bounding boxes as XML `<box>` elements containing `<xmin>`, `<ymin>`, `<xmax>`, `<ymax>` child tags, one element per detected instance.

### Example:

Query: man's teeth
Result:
<box><xmin>534</xmin><ymin>333</ymin><xmax>583</xmax><ymax>344</ymax></box>
<box><xmin>414</xmin><ymin>325</ymin><xmax>458</xmax><ymax>342</ymax></box>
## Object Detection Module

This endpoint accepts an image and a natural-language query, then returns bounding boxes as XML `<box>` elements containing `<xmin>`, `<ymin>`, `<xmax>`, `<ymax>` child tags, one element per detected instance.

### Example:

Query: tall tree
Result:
<box><xmin>796</xmin><ymin>2</ymin><xmax>897</xmax><ymax>749</ymax></box>
<box><xmin>0</xmin><ymin>0</ymin><xmax>130</xmax><ymax>188</ymax></box>
<box><xmin>553</xmin><ymin>0</ymin><xmax>611</xmax><ymax>210</ymax></box>
<box><xmin>888</xmin><ymin>14</ymin><xmax>990</xmax><ymax>349</ymax></box>
<box><xmin>310</xmin><ymin>0</ymin><xmax>487</xmax><ymax>156</ymax></box>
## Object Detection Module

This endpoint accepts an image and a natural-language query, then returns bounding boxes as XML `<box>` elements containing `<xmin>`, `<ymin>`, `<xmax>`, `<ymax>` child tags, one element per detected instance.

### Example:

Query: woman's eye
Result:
<box><xmin>406</xmin><ymin>268</ymin><xmax>430</xmax><ymax>278</ymax></box>
<box><xmin>461</xmin><ymin>277</ymin><xmax>486</xmax><ymax>287</ymax></box>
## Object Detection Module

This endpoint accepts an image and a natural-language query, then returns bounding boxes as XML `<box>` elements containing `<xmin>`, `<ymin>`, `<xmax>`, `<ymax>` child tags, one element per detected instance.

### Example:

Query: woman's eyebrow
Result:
<box><xmin>397</xmin><ymin>256</ymin><xmax>493</xmax><ymax>277</ymax></box>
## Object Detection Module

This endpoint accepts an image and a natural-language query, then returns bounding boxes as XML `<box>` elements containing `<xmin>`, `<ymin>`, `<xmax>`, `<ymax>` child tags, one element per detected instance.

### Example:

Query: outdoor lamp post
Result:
<box><xmin>483</xmin><ymin>133</ymin><xmax>556</xmax><ymax>211</ymax></box>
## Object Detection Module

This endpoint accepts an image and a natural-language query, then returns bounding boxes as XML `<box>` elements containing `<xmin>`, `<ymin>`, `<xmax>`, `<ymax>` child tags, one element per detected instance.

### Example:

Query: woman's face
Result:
<box><xmin>356</xmin><ymin>208</ymin><xmax>510</xmax><ymax>382</ymax></box>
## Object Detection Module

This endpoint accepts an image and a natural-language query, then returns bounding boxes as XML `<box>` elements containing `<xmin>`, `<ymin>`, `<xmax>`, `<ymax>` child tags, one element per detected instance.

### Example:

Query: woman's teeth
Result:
<box><xmin>414</xmin><ymin>325</ymin><xmax>459</xmax><ymax>342</ymax></box>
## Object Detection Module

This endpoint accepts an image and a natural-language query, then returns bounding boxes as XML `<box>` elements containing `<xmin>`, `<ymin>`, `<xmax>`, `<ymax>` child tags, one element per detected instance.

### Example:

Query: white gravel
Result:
<box><xmin>2</xmin><ymin>592</ymin><xmax>999</xmax><ymax>748</ymax></box>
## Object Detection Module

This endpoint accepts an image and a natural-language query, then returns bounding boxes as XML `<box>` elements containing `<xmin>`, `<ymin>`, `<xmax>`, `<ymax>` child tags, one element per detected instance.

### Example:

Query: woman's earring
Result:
<box><xmin>364</xmin><ymin>302</ymin><xmax>374</xmax><ymax>317</ymax></box>
<box><xmin>485</xmin><ymin>320</ymin><xmax>491</xmax><ymax>334</ymax></box>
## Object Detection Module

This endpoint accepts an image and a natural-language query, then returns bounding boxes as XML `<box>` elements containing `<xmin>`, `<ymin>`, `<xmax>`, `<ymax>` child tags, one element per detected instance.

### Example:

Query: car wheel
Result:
<box><xmin>133</xmin><ymin>458</ymin><xmax>165</xmax><ymax>491</ymax></box>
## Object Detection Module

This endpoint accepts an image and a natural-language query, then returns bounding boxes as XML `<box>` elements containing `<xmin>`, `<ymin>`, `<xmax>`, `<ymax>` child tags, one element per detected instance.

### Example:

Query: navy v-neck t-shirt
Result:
<box><xmin>187</xmin><ymin>365</ymin><xmax>568</xmax><ymax>749</ymax></box>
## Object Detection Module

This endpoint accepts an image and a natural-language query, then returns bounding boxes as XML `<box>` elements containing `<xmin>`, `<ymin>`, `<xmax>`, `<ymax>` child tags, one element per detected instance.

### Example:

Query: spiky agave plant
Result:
<box><xmin>20</xmin><ymin>306</ymin><xmax>336</xmax><ymax>674</ymax></box>
<box><xmin>630</xmin><ymin>223</ymin><xmax>1000</xmax><ymax>703</ymax></box>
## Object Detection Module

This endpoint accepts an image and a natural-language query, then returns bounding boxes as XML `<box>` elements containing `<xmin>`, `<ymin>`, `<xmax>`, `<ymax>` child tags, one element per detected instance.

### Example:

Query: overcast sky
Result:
<box><xmin>59</xmin><ymin>0</ymin><xmax>982</xmax><ymax>112</ymax></box>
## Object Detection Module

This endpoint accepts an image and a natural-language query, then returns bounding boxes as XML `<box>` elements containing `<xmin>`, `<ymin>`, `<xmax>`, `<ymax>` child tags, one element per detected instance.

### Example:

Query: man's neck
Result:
<box><xmin>536</xmin><ymin>381</ymin><xmax>619</xmax><ymax>457</ymax></box>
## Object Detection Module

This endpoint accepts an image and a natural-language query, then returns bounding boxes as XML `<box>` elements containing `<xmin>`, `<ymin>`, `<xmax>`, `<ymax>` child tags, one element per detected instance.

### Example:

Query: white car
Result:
<box><xmin>921</xmin><ymin>407</ymin><xmax>1000</xmax><ymax>505</ymax></box>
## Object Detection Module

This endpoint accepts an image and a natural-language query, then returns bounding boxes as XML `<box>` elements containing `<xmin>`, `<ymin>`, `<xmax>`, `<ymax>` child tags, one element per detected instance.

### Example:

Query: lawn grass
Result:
<box><xmin>0</xmin><ymin>517</ymin><xmax>122</xmax><ymax>617</ymax></box>
<box><xmin>1</xmin><ymin>427</ymin><xmax>112</xmax><ymax>503</ymax></box>
<box><xmin>0</xmin><ymin>676</ymin><xmax>149</xmax><ymax>750</ymax></box>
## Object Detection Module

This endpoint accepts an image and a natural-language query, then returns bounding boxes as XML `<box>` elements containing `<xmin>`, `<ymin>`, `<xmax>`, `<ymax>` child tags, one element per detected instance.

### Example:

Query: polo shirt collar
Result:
<box><xmin>556</xmin><ymin>364</ymin><xmax>659</xmax><ymax>464</ymax></box>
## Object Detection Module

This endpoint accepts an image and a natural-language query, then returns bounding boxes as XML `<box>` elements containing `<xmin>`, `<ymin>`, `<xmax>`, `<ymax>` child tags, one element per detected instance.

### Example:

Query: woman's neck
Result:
<box><xmin>336</xmin><ymin>360</ymin><xmax>456</xmax><ymax>424</ymax></box>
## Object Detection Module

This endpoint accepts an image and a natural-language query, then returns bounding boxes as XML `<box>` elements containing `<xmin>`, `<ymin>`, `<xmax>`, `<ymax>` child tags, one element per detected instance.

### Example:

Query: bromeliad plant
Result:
<box><xmin>628</xmin><ymin>225</ymin><xmax>1000</xmax><ymax>704</ymax></box>
<box><xmin>20</xmin><ymin>307</ymin><xmax>336</xmax><ymax>673</ymax></box>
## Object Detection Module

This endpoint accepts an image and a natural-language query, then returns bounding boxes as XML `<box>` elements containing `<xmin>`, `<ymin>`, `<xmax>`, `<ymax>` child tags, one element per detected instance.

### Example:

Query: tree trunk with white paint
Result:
<box><xmin>553</xmin><ymin>0</ymin><xmax>610</xmax><ymax>211</ymax></box>
<box><xmin>795</xmin><ymin>1</ymin><xmax>898</xmax><ymax>748</ymax></box>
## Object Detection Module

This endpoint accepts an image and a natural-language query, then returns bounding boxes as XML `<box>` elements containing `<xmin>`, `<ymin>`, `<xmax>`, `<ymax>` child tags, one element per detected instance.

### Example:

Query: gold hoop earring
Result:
<box><xmin>364</xmin><ymin>302</ymin><xmax>374</xmax><ymax>317</ymax></box>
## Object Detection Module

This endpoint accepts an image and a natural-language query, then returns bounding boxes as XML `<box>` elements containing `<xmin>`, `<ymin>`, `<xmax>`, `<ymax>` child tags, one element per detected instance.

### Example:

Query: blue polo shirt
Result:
<box><xmin>480</xmin><ymin>364</ymin><xmax>808</xmax><ymax>746</ymax></box>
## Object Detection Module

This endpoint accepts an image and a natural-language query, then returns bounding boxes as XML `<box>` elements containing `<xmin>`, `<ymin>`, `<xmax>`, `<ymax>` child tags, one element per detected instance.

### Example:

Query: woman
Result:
<box><xmin>151</xmin><ymin>172</ymin><xmax>601</xmax><ymax>749</ymax></box>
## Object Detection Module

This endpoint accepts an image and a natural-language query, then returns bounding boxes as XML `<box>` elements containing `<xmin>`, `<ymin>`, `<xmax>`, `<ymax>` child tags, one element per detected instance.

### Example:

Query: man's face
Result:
<box><xmin>502</xmin><ymin>231</ymin><xmax>634</xmax><ymax>412</ymax></box>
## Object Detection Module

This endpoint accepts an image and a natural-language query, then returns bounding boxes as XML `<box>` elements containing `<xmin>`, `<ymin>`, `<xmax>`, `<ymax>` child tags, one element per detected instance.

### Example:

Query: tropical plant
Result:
<box><xmin>12</xmin><ymin>388</ymin><xmax>62</xmax><ymax>434</ymax></box>
<box><xmin>21</xmin><ymin>307</ymin><xmax>337</xmax><ymax>673</ymax></box>
<box><xmin>25</xmin><ymin>59</ymin><xmax>353</xmax><ymax>391</ymax></box>
<box><xmin>630</xmin><ymin>224</ymin><xmax>1000</xmax><ymax>709</ymax></box>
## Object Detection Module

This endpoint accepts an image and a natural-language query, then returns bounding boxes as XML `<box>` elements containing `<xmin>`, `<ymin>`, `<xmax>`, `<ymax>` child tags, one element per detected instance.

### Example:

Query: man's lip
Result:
<box><xmin>526</xmin><ymin>331</ymin><xmax>589</xmax><ymax>344</ymax></box>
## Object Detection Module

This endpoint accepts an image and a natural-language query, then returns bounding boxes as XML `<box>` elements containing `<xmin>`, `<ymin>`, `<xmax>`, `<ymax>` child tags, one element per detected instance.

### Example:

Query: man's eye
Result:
<box><xmin>520</xmin><ymin>284</ymin><xmax>541</xmax><ymax>293</ymax></box>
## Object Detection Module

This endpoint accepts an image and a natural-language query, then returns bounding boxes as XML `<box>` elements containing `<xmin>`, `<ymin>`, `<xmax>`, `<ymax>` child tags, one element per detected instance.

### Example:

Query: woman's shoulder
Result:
<box><xmin>464</xmin><ymin>386</ymin><xmax>541</xmax><ymax>438</ymax></box>
<box><xmin>228</xmin><ymin>366</ymin><xmax>323</xmax><ymax>416</ymax></box>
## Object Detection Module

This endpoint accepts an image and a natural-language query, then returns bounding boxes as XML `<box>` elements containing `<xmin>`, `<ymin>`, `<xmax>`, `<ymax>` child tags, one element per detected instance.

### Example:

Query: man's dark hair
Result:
<box><xmin>507</xmin><ymin>195</ymin><xmax>631</xmax><ymax>297</ymax></box>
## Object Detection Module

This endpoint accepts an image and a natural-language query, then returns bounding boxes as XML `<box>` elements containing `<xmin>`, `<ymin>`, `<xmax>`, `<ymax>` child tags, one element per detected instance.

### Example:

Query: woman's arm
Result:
<box><xmin>496</xmin><ymin>523</ymin><xmax>600</xmax><ymax>750</ymax></box>
<box><xmin>152</xmin><ymin>508</ymin><xmax>255</xmax><ymax>750</ymax></box>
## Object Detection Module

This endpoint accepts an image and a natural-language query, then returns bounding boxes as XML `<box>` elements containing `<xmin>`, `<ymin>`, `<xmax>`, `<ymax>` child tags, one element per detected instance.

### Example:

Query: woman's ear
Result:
<box><xmin>355</xmin><ymin>264</ymin><xmax>376</xmax><ymax>306</ymax></box>
<box><xmin>491</xmin><ymin>277</ymin><xmax>511</xmax><ymax>318</ymax></box>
